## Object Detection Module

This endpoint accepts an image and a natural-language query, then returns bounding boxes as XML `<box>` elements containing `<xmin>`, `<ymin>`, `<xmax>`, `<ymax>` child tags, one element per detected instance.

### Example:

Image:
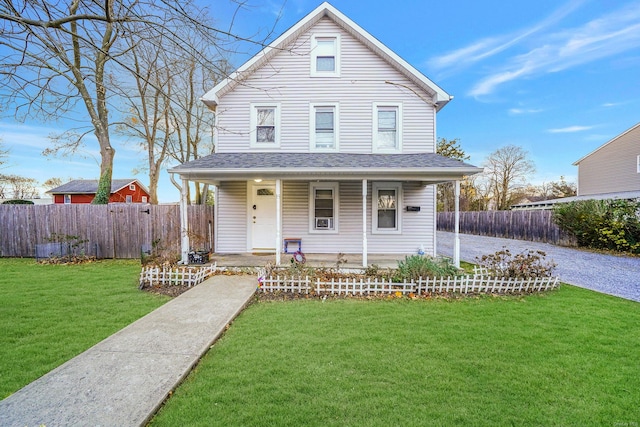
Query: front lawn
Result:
<box><xmin>0</xmin><ymin>259</ymin><xmax>169</xmax><ymax>398</ymax></box>
<box><xmin>151</xmin><ymin>286</ymin><xmax>640</xmax><ymax>426</ymax></box>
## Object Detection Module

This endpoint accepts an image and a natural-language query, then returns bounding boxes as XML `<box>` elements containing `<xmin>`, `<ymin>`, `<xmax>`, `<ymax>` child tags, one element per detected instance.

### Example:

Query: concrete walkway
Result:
<box><xmin>0</xmin><ymin>275</ymin><xmax>257</xmax><ymax>427</ymax></box>
<box><xmin>437</xmin><ymin>231</ymin><xmax>640</xmax><ymax>303</ymax></box>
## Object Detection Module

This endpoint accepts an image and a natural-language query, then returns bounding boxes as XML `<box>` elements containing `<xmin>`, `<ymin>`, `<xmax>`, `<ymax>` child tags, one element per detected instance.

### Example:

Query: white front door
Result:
<box><xmin>251</xmin><ymin>183</ymin><xmax>277</xmax><ymax>251</ymax></box>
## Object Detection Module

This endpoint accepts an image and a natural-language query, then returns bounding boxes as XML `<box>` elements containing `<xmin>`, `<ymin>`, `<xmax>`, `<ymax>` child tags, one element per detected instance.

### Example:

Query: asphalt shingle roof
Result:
<box><xmin>48</xmin><ymin>179</ymin><xmax>139</xmax><ymax>194</ymax></box>
<box><xmin>171</xmin><ymin>152</ymin><xmax>478</xmax><ymax>171</ymax></box>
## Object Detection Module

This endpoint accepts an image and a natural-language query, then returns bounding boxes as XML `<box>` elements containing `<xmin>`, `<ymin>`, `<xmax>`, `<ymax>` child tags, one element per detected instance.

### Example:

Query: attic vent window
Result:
<box><xmin>129</xmin><ymin>184</ymin><xmax>136</xmax><ymax>190</ymax></box>
<box><xmin>311</xmin><ymin>35</ymin><xmax>340</xmax><ymax>77</ymax></box>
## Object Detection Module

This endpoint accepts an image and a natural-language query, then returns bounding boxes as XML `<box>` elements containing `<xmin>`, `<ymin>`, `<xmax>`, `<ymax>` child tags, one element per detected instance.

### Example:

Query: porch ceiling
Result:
<box><xmin>169</xmin><ymin>152</ymin><xmax>483</xmax><ymax>184</ymax></box>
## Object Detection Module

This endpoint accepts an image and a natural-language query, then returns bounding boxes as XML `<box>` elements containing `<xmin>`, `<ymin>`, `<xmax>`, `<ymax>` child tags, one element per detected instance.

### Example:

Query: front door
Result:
<box><xmin>251</xmin><ymin>184</ymin><xmax>277</xmax><ymax>251</ymax></box>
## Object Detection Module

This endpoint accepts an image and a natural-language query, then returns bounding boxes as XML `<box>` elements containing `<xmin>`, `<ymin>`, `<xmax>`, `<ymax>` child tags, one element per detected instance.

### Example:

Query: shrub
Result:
<box><xmin>395</xmin><ymin>255</ymin><xmax>460</xmax><ymax>281</ymax></box>
<box><xmin>554</xmin><ymin>199</ymin><xmax>640</xmax><ymax>254</ymax></box>
<box><xmin>2</xmin><ymin>199</ymin><xmax>34</xmax><ymax>204</ymax></box>
<box><xmin>476</xmin><ymin>248</ymin><xmax>556</xmax><ymax>279</ymax></box>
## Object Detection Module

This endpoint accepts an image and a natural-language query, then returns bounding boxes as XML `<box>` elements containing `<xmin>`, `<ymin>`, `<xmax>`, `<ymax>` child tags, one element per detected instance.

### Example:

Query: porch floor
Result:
<box><xmin>210</xmin><ymin>253</ymin><xmax>413</xmax><ymax>269</ymax></box>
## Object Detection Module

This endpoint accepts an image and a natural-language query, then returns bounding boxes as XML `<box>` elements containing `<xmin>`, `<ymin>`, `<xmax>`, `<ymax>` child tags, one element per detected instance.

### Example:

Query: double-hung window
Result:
<box><xmin>309</xmin><ymin>182</ymin><xmax>338</xmax><ymax>233</ymax></box>
<box><xmin>373</xmin><ymin>103</ymin><xmax>402</xmax><ymax>152</ymax></box>
<box><xmin>250</xmin><ymin>103</ymin><xmax>281</xmax><ymax>147</ymax></box>
<box><xmin>637</xmin><ymin>155</ymin><xmax>640</xmax><ymax>173</ymax></box>
<box><xmin>311</xmin><ymin>35</ymin><xmax>340</xmax><ymax>77</ymax></box>
<box><xmin>310</xmin><ymin>103</ymin><xmax>338</xmax><ymax>150</ymax></box>
<box><xmin>372</xmin><ymin>182</ymin><xmax>402</xmax><ymax>233</ymax></box>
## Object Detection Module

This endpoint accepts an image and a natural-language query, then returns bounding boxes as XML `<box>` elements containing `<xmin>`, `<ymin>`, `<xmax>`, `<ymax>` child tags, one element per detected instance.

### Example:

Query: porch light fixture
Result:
<box><xmin>254</xmin><ymin>179</ymin><xmax>263</xmax><ymax>183</ymax></box>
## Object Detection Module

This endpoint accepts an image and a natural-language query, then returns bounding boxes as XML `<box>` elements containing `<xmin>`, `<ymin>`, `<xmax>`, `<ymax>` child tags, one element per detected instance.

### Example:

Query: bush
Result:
<box><xmin>2</xmin><ymin>199</ymin><xmax>34</xmax><ymax>204</ymax></box>
<box><xmin>554</xmin><ymin>199</ymin><xmax>640</xmax><ymax>254</ymax></box>
<box><xmin>476</xmin><ymin>248</ymin><xmax>556</xmax><ymax>279</ymax></box>
<box><xmin>395</xmin><ymin>255</ymin><xmax>460</xmax><ymax>281</ymax></box>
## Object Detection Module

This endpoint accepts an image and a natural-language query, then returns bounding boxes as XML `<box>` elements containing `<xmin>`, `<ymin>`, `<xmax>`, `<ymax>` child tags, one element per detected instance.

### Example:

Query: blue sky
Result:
<box><xmin>2</xmin><ymin>0</ymin><xmax>640</xmax><ymax>202</ymax></box>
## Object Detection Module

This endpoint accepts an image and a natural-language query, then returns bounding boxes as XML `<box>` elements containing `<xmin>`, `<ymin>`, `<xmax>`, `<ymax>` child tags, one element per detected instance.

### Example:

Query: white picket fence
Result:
<box><xmin>139</xmin><ymin>263</ymin><xmax>218</xmax><ymax>288</ymax></box>
<box><xmin>259</xmin><ymin>274</ymin><xmax>559</xmax><ymax>296</ymax></box>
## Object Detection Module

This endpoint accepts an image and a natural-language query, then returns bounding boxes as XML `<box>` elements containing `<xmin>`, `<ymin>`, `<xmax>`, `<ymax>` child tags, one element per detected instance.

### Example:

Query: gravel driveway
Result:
<box><xmin>437</xmin><ymin>231</ymin><xmax>640</xmax><ymax>303</ymax></box>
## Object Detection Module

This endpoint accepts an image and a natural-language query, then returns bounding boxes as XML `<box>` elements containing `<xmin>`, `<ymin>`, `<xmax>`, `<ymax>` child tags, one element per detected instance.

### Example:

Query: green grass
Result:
<box><xmin>151</xmin><ymin>286</ymin><xmax>640</xmax><ymax>426</ymax></box>
<box><xmin>0</xmin><ymin>258</ymin><xmax>169</xmax><ymax>398</ymax></box>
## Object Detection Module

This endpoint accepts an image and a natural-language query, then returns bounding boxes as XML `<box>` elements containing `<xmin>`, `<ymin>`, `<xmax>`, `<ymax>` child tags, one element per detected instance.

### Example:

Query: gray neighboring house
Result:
<box><xmin>169</xmin><ymin>2</ymin><xmax>482</xmax><ymax>265</ymax></box>
<box><xmin>573</xmin><ymin>121</ymin><xmax>640</xmax><ymax>197</ymax></box>
<box><xmin>512</xmin><ymin>122</ymin><xmax>640</xmax><ymax>210</ymax></box>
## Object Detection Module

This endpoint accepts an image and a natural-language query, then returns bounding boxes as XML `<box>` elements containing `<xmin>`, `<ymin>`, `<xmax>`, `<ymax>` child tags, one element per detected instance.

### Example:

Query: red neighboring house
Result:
<box><xmin>48</xmin><ymin>179</ymin><xmax>151</xmax><ymax>204</ymax></box>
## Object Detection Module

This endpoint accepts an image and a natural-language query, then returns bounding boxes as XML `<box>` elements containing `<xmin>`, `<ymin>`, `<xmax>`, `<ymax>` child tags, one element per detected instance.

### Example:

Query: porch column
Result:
<box><xmin>180</xmin><ymin>178</ymin><xmax>190</xmax><ymax>264</ymax></box>
<box><xmin>362</xmin><ymin>179</ymin><xmax>367</xmax><ymax>267</ymax></box>
<box><xmin>454</xmin><ymin>180</ymin><xmax>460</xmax><ymax>268</ymax></box>
<box><xmin>275</xmin><ymin>179</ymin><xmax>282</xmax><ymax>266</ymax></box>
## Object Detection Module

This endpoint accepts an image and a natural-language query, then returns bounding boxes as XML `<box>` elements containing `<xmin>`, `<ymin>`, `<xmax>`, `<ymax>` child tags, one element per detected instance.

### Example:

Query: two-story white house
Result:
<box><xmin>169</xmin><ymin>2</ymin><xmax>482</xmax><ymax>265</ymax></box>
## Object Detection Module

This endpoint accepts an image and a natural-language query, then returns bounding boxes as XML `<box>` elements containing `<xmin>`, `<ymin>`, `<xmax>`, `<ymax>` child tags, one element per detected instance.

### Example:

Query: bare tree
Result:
<box><xmin>42</xmin><ymin>177</ymin><xmax>64</xmax><ymax>190</ymax></box>
<box><xmin>0</xmin><ymin>0</ymin><xmax>251</xmax><ymax>204</ymax></box>
<box><xmin>484</xmin><ymin>145</ymin><xmax>536</xmax><ymax>210</ymax></box>
<box><xmin>0</xmin><ymin>174</ymin><xmax>39</xmax><ymax>199</ymax></box>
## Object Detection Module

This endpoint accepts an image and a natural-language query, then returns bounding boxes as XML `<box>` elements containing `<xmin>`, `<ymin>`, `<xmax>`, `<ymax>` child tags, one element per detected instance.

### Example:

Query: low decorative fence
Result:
<box><xmin>259</xmin><ymin>274</ymin><xmax>559</xmax><ymax>295</ymax></box>
<box><xmin>139</xmin><ymin>264</ymin><xmax>218</xmax><ymax>288</ymax></box>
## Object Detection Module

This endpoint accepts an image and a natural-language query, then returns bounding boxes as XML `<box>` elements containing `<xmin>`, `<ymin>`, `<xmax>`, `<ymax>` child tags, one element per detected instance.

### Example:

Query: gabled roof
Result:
<box><xmin>47</xmin><ymin>179</ymin><xmax>149</xmax><ymax>195</ymax></box>
<box><xmin>202</xmin><ymin>2</ymin><xmax>452</xmax><ymax>111</ymax></box>
<box><xmin>573</xmin><ymin>121</ymin><xmax>640</xmax><ymax>165</ymax></box>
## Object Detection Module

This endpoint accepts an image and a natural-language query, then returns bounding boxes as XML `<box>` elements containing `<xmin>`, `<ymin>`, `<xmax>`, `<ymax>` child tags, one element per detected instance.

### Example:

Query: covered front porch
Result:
<box><xmin>169</xmin><ymin>152</ymin><xmax>483</xmax><ymax>268</ymax></box>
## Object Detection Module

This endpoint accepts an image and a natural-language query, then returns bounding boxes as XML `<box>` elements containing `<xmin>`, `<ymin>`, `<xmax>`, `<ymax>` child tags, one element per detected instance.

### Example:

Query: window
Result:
<box><xmin>637</xmin><ymin>155</ymin><xmax>640</xmax><ymax>173</ymax></box>
<box><xmin>372</xmin><ymin>182</ymin><xmax>402</xmax><ymax>233</ymax></box>
<box><xmin>141</xmin><ymin>196</ymin><xmax>148</xmax><ymax>204</ymax></box>
<box><xmin>250</xmin><ymin>103</ymin><xmax>281</xmax><ymax>147</ymax></box>
<box><xmin>310</xmin><ymin>103</ymin><xmax>339</xmax><ymax>150</ymax></box>
<box><xmin>373</xmin><ymin>103</ymin><xmax>402</xmax><ymax>152</ymax></box>
<box><xmin>311</xmin><ymin>35</ymin><xmax>340</xmax><ymax>77</ymax></box>
<box><xmin>309</xmin><ymin>182</ymin><xmax>338</xmax><ymax>233</ymax></box>
<box><xmin>129</xmin><ymin>184</ymin><xmax>136</xmax><ymax>191</ymax></box>
<box><xmin>64</xmin><ymin>194</ymin><xmax>71</xmax><ymax>204</ymax></box>
<box><xmin>126</xmin><ymin>195</ymin><xmax>132</xmax><ymax>203</ymax></box>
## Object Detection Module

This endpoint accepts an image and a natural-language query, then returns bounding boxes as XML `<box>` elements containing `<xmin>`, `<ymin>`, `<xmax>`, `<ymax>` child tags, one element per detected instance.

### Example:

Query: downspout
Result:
<box><xmin>170</xmin><ymin>172</ymin><xmax>190</xmax><ymax>264</ymax></box>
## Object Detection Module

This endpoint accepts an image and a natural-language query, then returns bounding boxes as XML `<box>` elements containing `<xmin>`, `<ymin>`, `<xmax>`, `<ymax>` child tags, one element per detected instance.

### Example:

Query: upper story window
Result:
<box><xmin>310</xmin><ymin>103</ymin><xmax>339</xmax><ymax>151</ymax></box>
<box><xmin>373</xmin><ymin>103</ymin><xmax>402</xmax><ymax>152</ymax></box>
<box><xmin>250</xmin><ymin>103</ymin><xmax>281</xmax><ymax>148</ymax></box>
<box><xmin>311</xmin><ymin>35</ymin><xmax>340</xmax><ymax>77</ymax></box>
<box><xmin>309</xmin><ymin>182</ymin><xmax>339</xmax><ymax>233</ymax></box>
<box><xmin>372</xmin><ymin>182</ymin><xmax>402</xmax><ymax>234</ymax></box>
<box><xmin>129</xmin><ymin>183</ymin><xmax>136</xmax><ymax>191</ymax></box>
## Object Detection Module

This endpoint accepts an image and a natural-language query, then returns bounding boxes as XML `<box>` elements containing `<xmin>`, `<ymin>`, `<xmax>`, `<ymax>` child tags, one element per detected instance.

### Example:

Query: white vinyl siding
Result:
<box><xmin>311</xmin><ymin>34</ymin><xmax>340</xmax><ymax>77</ymax></box>
<box><xmin>310</xmin><ymin>103</ymin><xmax>339</xmax><ymax>151</ymax></box>
<box><xmin>278</xmin><ymin>181</ymin><xmax>434</xmax><ymax>254</ymax></box>
<box><xmin>250</xmin><ymin>103</ymin><xmax>281</xmax><ymax>148</ymax></box>
<box><xmin>215</xmin><ymin>18</ymin><xmax>435</xmax><ymax>154</ymax></box>
<box><xmin>216</xmin><ymin>182</ymin><xmax>248</xmax><ymax>252</ymax></box>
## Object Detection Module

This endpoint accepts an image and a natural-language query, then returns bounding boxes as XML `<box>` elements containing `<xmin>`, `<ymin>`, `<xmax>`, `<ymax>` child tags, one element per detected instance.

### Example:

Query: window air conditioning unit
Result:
<box><xmin>315</xmin><ymin>217</ymin><xmax>333</xmax><ymax>229</ymax></box>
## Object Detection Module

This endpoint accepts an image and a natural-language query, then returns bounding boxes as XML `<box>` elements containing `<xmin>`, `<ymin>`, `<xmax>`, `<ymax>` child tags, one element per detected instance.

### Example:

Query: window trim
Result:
<box><xmin>250</xmin><ymin>103</ymin><xmax>281</xmax><ymax>148</ymax></box>
<box><xmin>129</xmin><ymin>183</ymin><xmax>136</xmax><ymax>191</ymax></box>
<box><xmin>308</xmin><ymin>182</ymin><xmax>339</xmax><ymax>234</ymax></box>
<box><xmin>310</xmin><ymin>34</ymin><xmax>341</xmax><ymax>77</ymax></box>
<box><xmin>142</xmin><ymin>196</ymin><xmax>148</xmax><ymax>204</ymax></box>
<box><xmin>372</xmin><ymin>182</ymin><xmax>402</xmax><ymax>234</ymax></box>
<box><xmin>63</xmin><ymin>194</ymin><xmax>71</xmax><ymax>204</ymax></box>
<box><xmin>309</xmin><ymin>102</ymin><xmax>339</xmax><ymax>152</ymax></box>
<box><xmin>637</xmin><ymin>155</ymin><xmax>640</xmax><ymax>173</ymax></box>
<box><xmin>372</xmin><ymin>103</ymin><xmax>402</xmax><ymax>153</ymax></box>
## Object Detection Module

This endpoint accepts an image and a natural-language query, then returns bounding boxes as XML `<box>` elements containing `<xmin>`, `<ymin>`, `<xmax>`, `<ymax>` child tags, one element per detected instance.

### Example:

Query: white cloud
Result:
<box><xmin>547</xmin><ymin>125</ymin><xmax>593</xmax><ymax>133</ymax></box>
<box><xmin>468</xmin><ymin>2</ymin><xmax>640</xmax><ymax>96</ymax></box>
<box><xmin>428</xmin><ymin>0</ymin><xmax>585</xmax><ymax>74</ymax></box>
<box><xmin>508</xmin><ymin>108</ymin><xmax>544</xmax><ymax>115</ymax></box>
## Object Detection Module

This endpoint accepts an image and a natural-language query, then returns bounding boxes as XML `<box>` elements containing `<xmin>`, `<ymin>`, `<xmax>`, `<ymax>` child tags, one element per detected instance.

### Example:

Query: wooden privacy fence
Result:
<box><xmin>0</xmin><ymin>204</ymin><xmax>214</xmax><ymax>259</ymax></box>
<box><xmin>259</xmin><ymin>275</ymin><xmax>559</xmax><ymax>295</ymax></box>
<box><xmin>437</xmin><ymin>210</ymin><xmax>576</xmax><ymax>246</ymax></box>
